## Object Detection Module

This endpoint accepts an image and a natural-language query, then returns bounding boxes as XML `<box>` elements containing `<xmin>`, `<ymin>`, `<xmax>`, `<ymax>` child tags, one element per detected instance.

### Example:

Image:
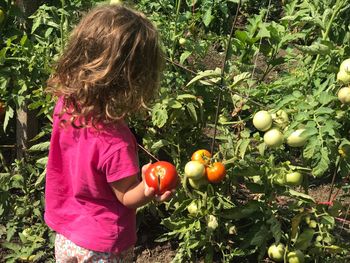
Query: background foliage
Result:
<box><xmin>0</xmin><ymin>0</ymin><xmax>350</xmax><ymax>262</ymax></box>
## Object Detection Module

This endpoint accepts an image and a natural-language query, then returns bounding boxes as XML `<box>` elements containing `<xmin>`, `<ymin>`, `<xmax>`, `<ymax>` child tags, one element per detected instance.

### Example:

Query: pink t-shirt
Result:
<box><xmin>44</xmin><ymin>98</ymin><xmax>140</xmax><ymax>253</ymax></box>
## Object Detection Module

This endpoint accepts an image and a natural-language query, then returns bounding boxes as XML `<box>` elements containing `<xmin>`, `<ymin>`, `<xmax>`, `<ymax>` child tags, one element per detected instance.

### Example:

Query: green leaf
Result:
<box><xmin>186</xmin><ymin>68</ymin><xmax>221</xmax><ymax>87</ymax></box>
<box><xmin>28</xmin><ymin>142</ymin><xmax>50</xmax><ymax>152</ymax></box>
<box><xmin>315</xmin><ymin>107</ymin><xmax>334</xmax><ymax>115</ymax></box>
<box><xmin>267</xmin><ymin>215</ymin><xmax>282</xmax><ymax>244</ymax></box>
<box><xmin>289</xmin><ymin>189</ymin><xmax>315</xmax><ymax>203</ymax></box>
<box><xmin>222</xmin><ymin>201</ymin><xmax>261</xmax><ymax>220</ymax></box>
<box><xmin>3</xmin><ymin>106</ymin><xmax>14</xmax><ymax>132</ymax></box>
<box><xmin>151</xmin><ymin>103</ymin><xmax>168</xmax><ymax>128</ymax></box>
<box><xmin>202</xmin><ymin>8</ymin><xmax>214</xmax><ymax>27</ymax></box>
<box><xmin>238</xmin><ymin>138</ymin><xmax>250</xmax><ymax>159</ymax></box>
<box><xmin>294</xmin><ymin>228</ymin><xmax>315</xmax><ymax>250</ymax></box>
<box><xmin>312</xmin><ymin>147</ymin><xmax>330</xmax><ymax>177</ymax></box>
<box><xmin>257</xmin><ymin>23</ymin><xmax>271</xmax><ymax>38</ymax></box>
<box><xmin>177</xmin><ymin>94</ymin><xmax>197</xmax><ymax>100</ymax></box>
<box><xmin>180</xmin><ymin>51</ymin><xmax>191</xmax><ymax>64</ymax></box>
<box><xmin>229</xmin><ymin>72</ymin><xmax>251</xmax><ymax>89</ymax></box>
<box><xmin>250</xmin><ymin>224</ymin><xmax>268</xmax><ymax>247</ymax></box>
<box><xmin>295</xmin><ymin>42</ymin><xmax>330</xmax><ymax>55</ymax></box>
<box><xmin>318</xmin><ymin>92</ymin><xmax>336</xmax><ymax>105</ymax></box>
<box><xmin>151</xmin><ymin>139</ymin><xmax>170</xmax><ymax>152</ymax></box>
<box><xmin>320</xmin><ymin>215</ymin><xmax>335</xmax><ymax>226</ymax></box>
<box><xmin>303</xmin><ymin>138</ymin><xmax>319</xmax><ymax>159</ymax></box>
<box><xmin>186</xmin><ymin>103</ymin><xmax>197</xmax><ymax>122</ymax></box>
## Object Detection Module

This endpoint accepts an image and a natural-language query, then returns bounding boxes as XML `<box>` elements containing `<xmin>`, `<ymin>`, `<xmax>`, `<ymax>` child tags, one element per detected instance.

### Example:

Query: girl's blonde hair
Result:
<box><xmin>47</xmin><ymin>4</ymin><xmax>163</xmax><ymax>127</ymax></box>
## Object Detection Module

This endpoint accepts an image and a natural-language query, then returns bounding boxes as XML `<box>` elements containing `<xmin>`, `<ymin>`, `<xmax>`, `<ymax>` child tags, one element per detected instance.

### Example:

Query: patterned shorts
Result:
<box><xmin>55</xmin><ymin>233</ymin><xmax>134</xmax><ymax>263</ymax></box>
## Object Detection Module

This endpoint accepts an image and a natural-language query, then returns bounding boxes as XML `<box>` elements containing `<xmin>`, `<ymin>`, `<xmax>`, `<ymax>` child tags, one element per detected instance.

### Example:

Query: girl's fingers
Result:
<box><xmin>144</xmin><ymin>183</ymin><xmax>155</xmax><ymax>197</ymax></box>
<box><xmin>141</xmin><ymin>162</ymin><xmax>152</xmax><ymax>180</ymax></box>
<box><xmin>155</xmin><ymin>190</ymin><xmax>173</xmax><ymax>202</ymax></box>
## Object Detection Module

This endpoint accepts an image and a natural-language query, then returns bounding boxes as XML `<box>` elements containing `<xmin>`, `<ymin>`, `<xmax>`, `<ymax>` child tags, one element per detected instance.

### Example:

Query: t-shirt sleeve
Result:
<box><xmin>102</xmin><ymin>144</ymin><xmax>140</xmax><ymax>183</ymax></box>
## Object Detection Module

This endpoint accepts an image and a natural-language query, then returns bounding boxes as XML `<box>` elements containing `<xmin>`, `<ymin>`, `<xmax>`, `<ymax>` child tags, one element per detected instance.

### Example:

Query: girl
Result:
<box><xmin>44</xmin><ymin>4</ymin><xmax>174</xmax><ymax>262</ymax></box>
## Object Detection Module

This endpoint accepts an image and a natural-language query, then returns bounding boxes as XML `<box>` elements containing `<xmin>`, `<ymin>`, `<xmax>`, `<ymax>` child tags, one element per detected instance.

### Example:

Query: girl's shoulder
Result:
<box><xmin>93</xmin><ymin>120</ymin><xmax>137</xmax><ymax>149</ymax></box>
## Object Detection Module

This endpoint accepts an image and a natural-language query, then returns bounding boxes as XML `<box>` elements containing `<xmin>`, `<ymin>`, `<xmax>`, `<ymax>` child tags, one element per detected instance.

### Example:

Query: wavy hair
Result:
<box><xmin>47</xmin><ymin>4</ymin><xmax>163</xmax><ymax>128</ymax></box>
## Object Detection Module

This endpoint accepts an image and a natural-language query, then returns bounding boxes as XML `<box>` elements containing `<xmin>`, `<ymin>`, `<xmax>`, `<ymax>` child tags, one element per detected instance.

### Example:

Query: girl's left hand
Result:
<box><xmin>141</xmin><ymin>163</ymin><xmax>176</xmax><ymax>202</ymax></box>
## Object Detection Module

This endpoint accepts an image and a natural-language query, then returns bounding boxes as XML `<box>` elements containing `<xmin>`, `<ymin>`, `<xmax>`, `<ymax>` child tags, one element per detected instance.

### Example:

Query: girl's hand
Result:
<box><xmin>141</xmin><ymin>163</ymin><xmax>176</xmax><ymax>202</ymax></box>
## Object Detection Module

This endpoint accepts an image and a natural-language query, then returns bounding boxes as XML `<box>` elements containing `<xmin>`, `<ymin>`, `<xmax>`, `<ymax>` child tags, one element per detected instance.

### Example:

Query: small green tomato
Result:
<box><xmin>337</xmin><ymin>70</ymin><xmax>350</xmax><ymax>84</ymax></box>
<box><xmin>338</xmin><ymin>87</ymin><xmax>350</xmax><ymax>104</ymax></box>
<box><xmin>286</xmin><ymin>129</ymin><xmax>308</xmax><ymax>147</ymax></box>
<box><xmin>207</xmin><ymin>215</ymin><xmax>218</xmax><ymax>231</ymax></box>
<box><xmin>340</xmin><ymin>58</ymin><xmax>350</xmax><ymax>73</ymax></box>
<box><xmin>264</xmin><ymin>128</ymin><xmax>284</xmax><ymax>148</ymax></box>
<box><xmin>253</xmin><ymin>110</ymin><xmax>272</xmax><ymax>131</ymax></box>
<box><xmin>287</xmin><ymin>250</ymin><xmax>305</xmax><ymax>263</ymax></box>
<box><xmin>268</xmin><ymin>243</ymin><xmax>285</xmax><ymax>262</ymax></box>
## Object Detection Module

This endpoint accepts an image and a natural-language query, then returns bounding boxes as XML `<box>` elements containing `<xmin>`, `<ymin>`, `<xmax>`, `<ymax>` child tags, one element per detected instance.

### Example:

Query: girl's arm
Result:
<box><xmin>109</xmin><ymin>164</ymin><xmax>173</xmax><ymax>209</ymax></box>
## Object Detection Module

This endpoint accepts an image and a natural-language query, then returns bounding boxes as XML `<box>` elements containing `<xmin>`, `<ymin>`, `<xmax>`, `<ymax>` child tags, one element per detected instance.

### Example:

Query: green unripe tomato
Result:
<box><xmin>218</xmin><ymin>114</ymin><xmax>229</xmax><ymax>124</ymax></box>
<box><xmin>268</xmin><ymin>243</ymin><xmax>285</xmax><ymax>262</ymax></box>
<box><xmin>287</xmin><ymin>129</ymin><xmax>308</xmax><ymax>147</ymax></box>
<box><xmin>110</xmin><ymin>0</ymin><xmax>122</xmax><ymax>4</ymax></box>
<box><xmin>207</xmin><ymin>215</ymin><xmax>218</xmax><ymax>231</ymax></box>
<box><xmin>253</xmin><ymin>110</ymin><xmax>272</xmax><ymax>131</ymax></box>
<box><xmin>337</xmin><ymin>70</ymin><xmax>350</xmax><ymax>84</ymax></box>
<box><xmin>285</xmin><ymin>172</ymin><xmax>303</xmax><ymax>186</ymax></box>
<box><xmin>273</xmin><ymin>173</ymin><xmax>286</xmax><ymax>186</ymax></box>
<box><xmin>184</xmin><ymin>161</ymin><xmax>205</xmax><ymax>180</ymax></box>
<box><xmin>287</xmin><ymin>250</ymin><xmax>305</xmax><ymax>263</ymax></box>
<box><xmin>308</xmin><ymin>220</ymin><xmax>317</xmax><ymax>228</ymax></box>
<box><xmin>188</xmin><ymin>176</ymin><xmax>208</xmax><ymax>190</ymax></box>
<box><xmin>340</xmin><ymin>58</ymin><xmax>350</xmax><ymax>73</ymax></box>
<box><xmin>272</xmin><ymin>109</ymin><xmax>289</xmax><ymax>129</ymax></box>
<box><xmin>264</xmin><ymin>128</ymin><xmax>284</xmax><ymax>147</ymax></box>
<box><xmin>187</xmin><ymin>202</ymin><xmax>199</xmax><ymax>216</ymax></box>
<box><xmin>179</xmin><ymin>37</ymin><xmax>187</xmax><ymax>45</ymax></box>
<box><xmin>338</xmin><ymin>87</ymin><xmax>350</xmax><ymax>104</ymax></box>
<box><xmin>0</xmin><ymin>9</ymin><xmax>4</xmax><ymax>25</ymax></box>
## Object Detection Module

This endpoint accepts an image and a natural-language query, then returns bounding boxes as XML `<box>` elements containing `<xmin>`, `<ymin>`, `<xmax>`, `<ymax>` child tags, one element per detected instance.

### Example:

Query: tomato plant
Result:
<box><xmin>144</xmin><ymin>161</ymin><xmax>178</xmax><ymax>195</ymax></box>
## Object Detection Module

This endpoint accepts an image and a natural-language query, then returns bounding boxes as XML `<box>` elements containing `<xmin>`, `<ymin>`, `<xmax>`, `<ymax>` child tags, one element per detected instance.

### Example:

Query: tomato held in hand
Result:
<box><xmin>144</xmin><ymin>161</ymin><xmax>178</xmax><ymax>195</ymax></box>
<box><xmin>191</xmin><ymin>149</ymin><xmax>211</xmax><ymax>165</ymax></box>
<box><xmin>206</xmin><ymin>162</ymin><xmax>226</xmax><ymax>183</ymax></box>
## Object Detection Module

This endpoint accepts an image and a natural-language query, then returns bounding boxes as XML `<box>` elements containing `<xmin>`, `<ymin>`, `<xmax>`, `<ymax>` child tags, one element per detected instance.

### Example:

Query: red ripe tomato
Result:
<box><xmin>0</xmin><ymin>101</ymin><xmax>5</xmax><ymax>122</ymax></box>
<box><xmin>191</xmin><ymin>149</ymin><xmax>211</xmax><ymax>165</ymax></box>
<box><xmin>206</xmin><ymin>162</ymin><xmax>226</xmax><ymax>183</ymax></box>
<box><xmin>144</xmin><ymin>161</ymin><xmax>178</xmax><ymax>195</ymax></box>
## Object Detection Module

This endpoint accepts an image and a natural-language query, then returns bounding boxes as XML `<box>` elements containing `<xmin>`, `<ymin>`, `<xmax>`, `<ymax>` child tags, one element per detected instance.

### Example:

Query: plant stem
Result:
<box><xmin>309</xmin><ymin>0</ymin><xmax>345</xmax><ymax>80</ymax></box>
<box><xmin>170</xmin><ymin>0</ymin><xmax>182</xmax><ymax>60</ymax></box>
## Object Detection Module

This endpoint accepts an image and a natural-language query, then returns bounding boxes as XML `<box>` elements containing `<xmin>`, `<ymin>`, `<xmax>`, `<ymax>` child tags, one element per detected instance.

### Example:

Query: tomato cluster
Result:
<box><xmin>184</xmin><ymin>149</ymin><xmax>226</xmax><ymax>190</ymax></box>
<box><xmin>337</xmin><ymin>58</ymin><xmax>350</xmax><ymax>104</ymax></box>
<box><xmin>267</xmin><ymin>243</ymin><xmax>305</xmax><ymax>263</ymax></box>
<box><xmin>252</xmin><ymin>110</ymin><xmax>308</xmax><ymax>148</ymax></box>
